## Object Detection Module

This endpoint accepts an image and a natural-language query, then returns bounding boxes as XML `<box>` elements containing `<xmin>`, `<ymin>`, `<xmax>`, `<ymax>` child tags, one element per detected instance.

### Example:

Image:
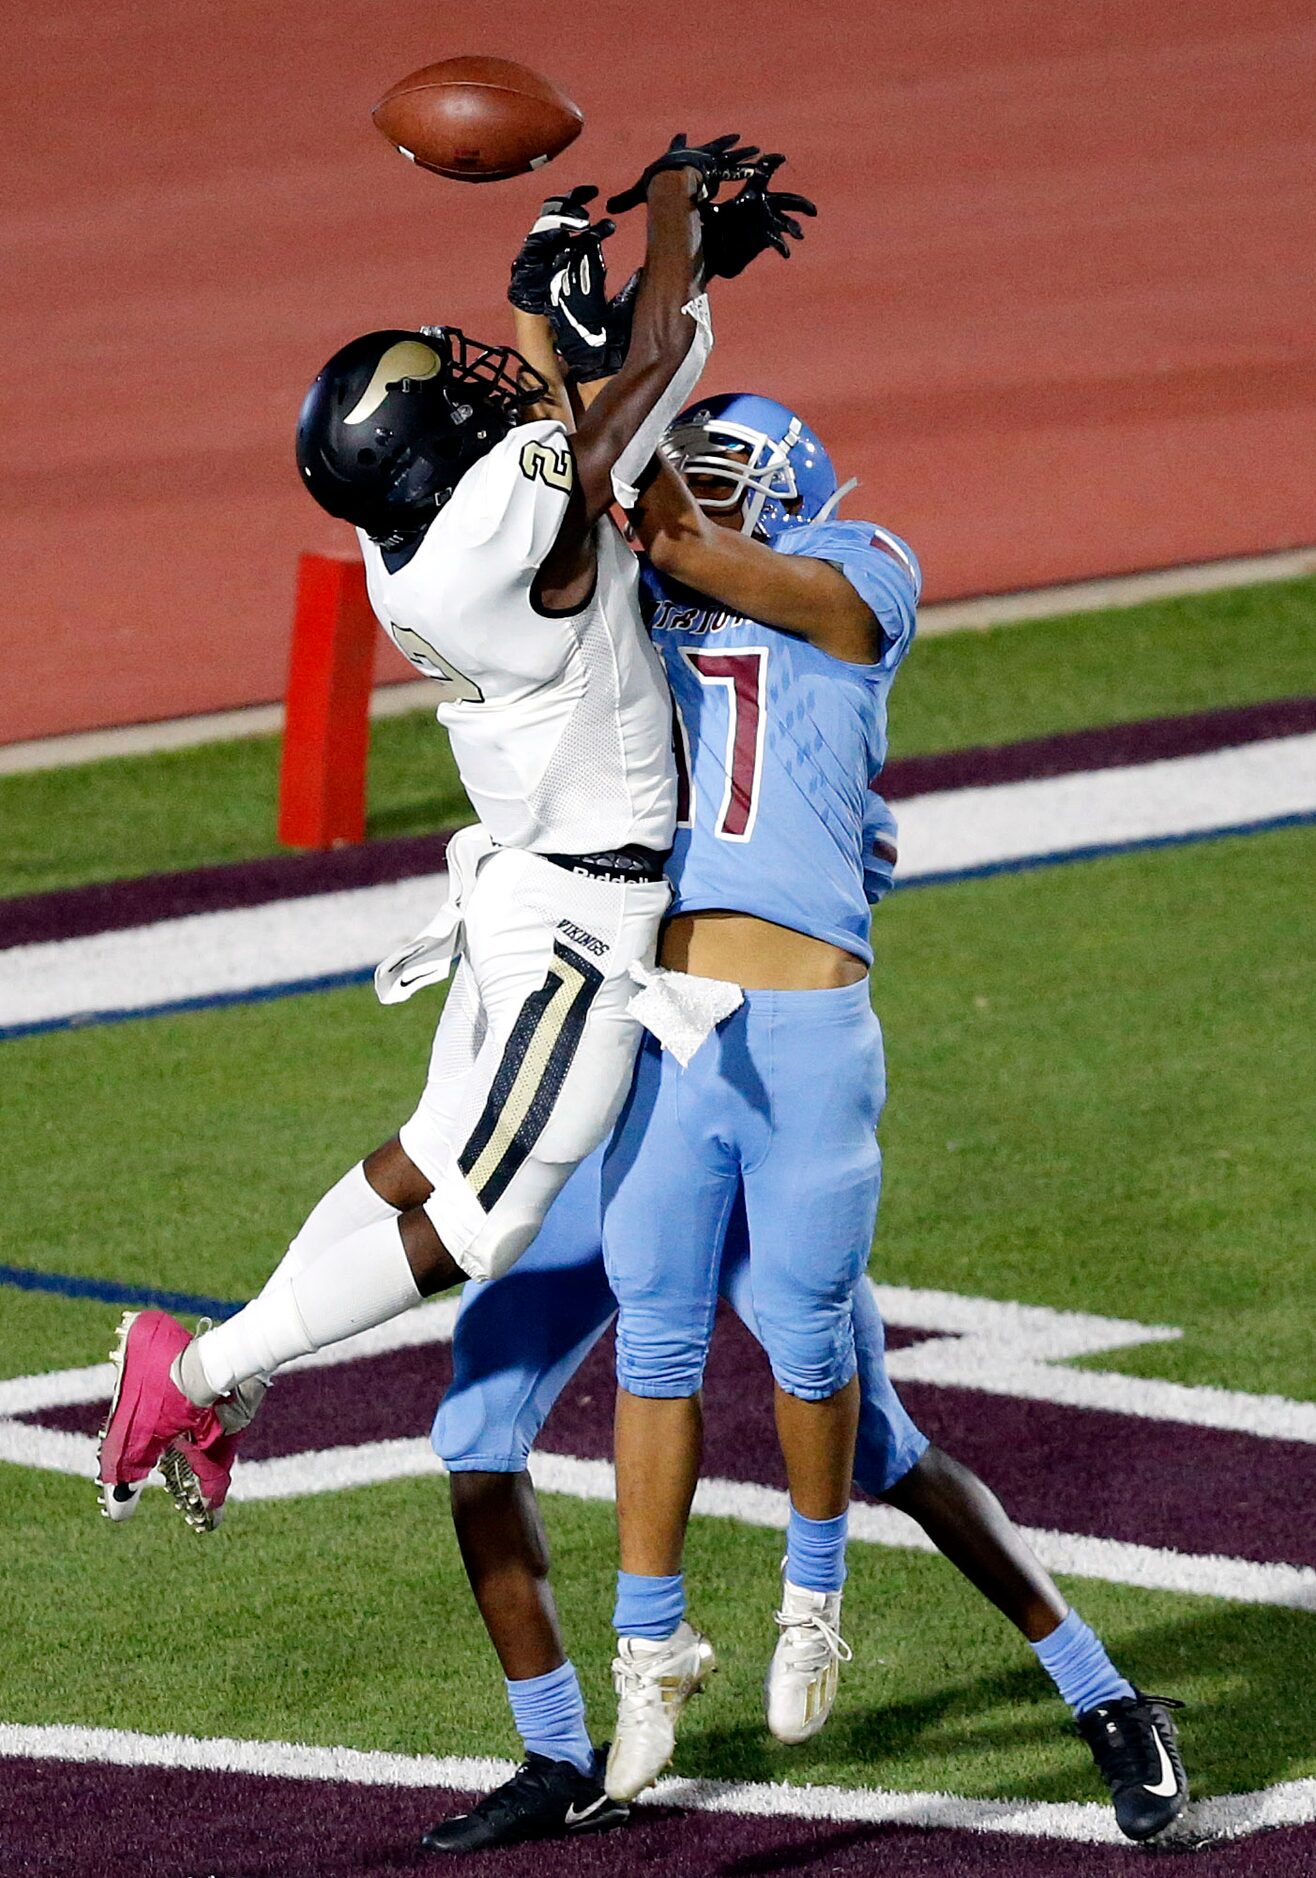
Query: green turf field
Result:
<box><xmin>2</xmin><ymin>583</ymin><xmax>1313</xmax><ymax>1813</ymax></box>
<box><xmin>4</xmin><ymin>573</ymin><xmax>1314</xmax><ymax>898</ymax></box>
<box><xmin>3</xmin><ymin>827</ymin><xmax>1313</xmax><ymax>1802</ymax></box>
<box><xmin>7</xmin><ymin>1471</ymin><xmax>1311</xmax><ymax>1802</ymax></box>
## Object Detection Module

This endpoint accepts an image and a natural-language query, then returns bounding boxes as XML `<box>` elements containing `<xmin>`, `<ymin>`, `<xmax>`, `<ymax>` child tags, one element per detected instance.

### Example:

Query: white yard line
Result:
<box><xmin>0</xmin><ymin>1295</ymin><xmax>463</xmax><ymax>1417</ymax></box>
<box><xmin>883</xmin><ymin>1345</ymin><xmax>1316</xmax><ymax>1442</ymax></box>
<box><xmin>0</xmin><ymin>678</ymin><xmax>439</xmax><ymax>776</ymax></box>
<box><xmin>4</xmin><ymin>735</ymin><xmax>1314</xmax><ymax>1034</ymax></box>
<box><xmin>4</xmin><ymin>1286</ymin><xmax>1311</xmax><ymax>1605</ymax></box>
<box><xmin>873</xmin><ymin>1286</ymin><xmax>1316</xmax><ymax>1444</ymax></box>
<box><xmin>0</xmin><ymin>871</ymin><xmax>447</xmax><ymax>1030</ymax></box>
<box><xmin>3</xmin><ymin>1422</ymin><xmax>1310</xmax><ymax>1611</ymax></box>
<box><xmin>895</xmin><ymin>732</ymin><xmax>1316</xmax><ymax>880</ymax></box>
<box><xmin>1</xmin><ymin>1720</ymin><xmax>1312</xmax><ymax>1846</ymax></box>
<box><xmin>4</xmin><ymin>545</ymin><xmax>1312</xmax><ymax>776</ymax></box>
<box><xmin>4</xmin><ymin>1284</ymin><xmax>1309</xmax><ymax>1440</ymax></box>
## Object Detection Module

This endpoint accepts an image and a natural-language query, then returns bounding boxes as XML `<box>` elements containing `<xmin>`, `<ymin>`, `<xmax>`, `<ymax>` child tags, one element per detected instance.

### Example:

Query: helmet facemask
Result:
<box><xmin>663</xmin><ymin>394</ymin><xmax>860</xmax><ymax>545</ymax></box>
<box><xmin>662</xmin><ymin>418</ymin><xmax>800</xmax><ymax>541</ymax></box>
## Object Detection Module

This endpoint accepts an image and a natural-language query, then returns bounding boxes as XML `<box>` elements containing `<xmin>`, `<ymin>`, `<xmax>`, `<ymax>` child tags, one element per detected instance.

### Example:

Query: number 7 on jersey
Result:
<box><xmin>673</xmin><ymin>647</ymin><xmax>768</xmax><ymax>842</ymax></box>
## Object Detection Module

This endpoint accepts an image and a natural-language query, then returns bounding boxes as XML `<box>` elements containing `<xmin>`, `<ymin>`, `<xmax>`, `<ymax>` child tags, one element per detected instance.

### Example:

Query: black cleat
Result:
<box><xmin>1077</xmin><ymin>1691</ymin><xmax>1188</xmax><ymax>1842</ymax></box>
<box><xmin>420</xmin><ymin>1748</ymin><xmax>629</xmax><ymax>1855</ymax></box>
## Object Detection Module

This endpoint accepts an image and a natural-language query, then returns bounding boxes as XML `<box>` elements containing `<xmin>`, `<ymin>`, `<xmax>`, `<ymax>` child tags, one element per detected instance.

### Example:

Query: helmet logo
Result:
<box><xmin>343</xmin><ymin>340</ymin><xmax>440</xmax><ymax>426</ymax></box>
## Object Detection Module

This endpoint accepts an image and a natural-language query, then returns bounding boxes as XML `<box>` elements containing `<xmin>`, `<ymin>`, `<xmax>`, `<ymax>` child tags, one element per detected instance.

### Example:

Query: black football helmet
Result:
<box><xmin>296</xmin><ymin>327</ymin><xmax>547</xmax><ymax>543</ymax></box>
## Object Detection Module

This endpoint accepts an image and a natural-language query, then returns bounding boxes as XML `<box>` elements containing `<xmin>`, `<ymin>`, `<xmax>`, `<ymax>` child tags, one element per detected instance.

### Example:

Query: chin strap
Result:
<box><xmin>813</xmin><ymin>477</ymin><xmax>859</xmax><ymax>523</ymax></box>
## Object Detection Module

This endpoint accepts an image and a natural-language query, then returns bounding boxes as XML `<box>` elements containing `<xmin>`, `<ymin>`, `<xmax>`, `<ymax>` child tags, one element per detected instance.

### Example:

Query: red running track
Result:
<box><xmin>6</xmin><ymin>0</ymin><xmax>1314</xmax><ymax>741</ymax></box>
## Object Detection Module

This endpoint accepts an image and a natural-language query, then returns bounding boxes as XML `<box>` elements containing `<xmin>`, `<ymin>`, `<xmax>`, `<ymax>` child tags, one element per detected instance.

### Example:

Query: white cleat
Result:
<box><xmin>764</xmin><ymin>1580</ymin><xmax>852</xmax><ymax>1744</ymax></box>
<box><xmin>605</xmin><ymin>1621</ymin><xmax>717</xmax><ymax>1801</ymax></box>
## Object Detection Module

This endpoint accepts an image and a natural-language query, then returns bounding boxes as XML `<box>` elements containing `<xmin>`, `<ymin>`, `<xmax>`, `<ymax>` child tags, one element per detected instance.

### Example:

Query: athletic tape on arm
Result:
<box><xmin>610</xmin><ymin>295</ymin><xmax>713</xmax><ymax>508</ymax></box>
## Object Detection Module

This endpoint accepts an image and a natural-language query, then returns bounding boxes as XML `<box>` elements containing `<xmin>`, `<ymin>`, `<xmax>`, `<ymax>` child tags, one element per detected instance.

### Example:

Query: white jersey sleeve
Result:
<box><xmin>610</xmin><ymin>292</ymin><xmax>713</xmax><ymax>508</ymax></box>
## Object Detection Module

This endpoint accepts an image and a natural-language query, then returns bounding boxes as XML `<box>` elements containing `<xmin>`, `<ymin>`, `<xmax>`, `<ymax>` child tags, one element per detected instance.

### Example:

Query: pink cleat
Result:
<box><xmin>157</xmin><ymin>1422</ymin><xmax>242</xmax><ymax>1534</ymax></box>
<box><xmin>97</xmin><ymin>1310</ymin><xmax>243</xmax><ymax>1534</ymax></box>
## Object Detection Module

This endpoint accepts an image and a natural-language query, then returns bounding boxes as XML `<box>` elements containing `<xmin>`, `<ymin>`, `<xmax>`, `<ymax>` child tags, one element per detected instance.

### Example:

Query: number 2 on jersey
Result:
<box><xmin>388</xmin><ymin>623</ymin><xmax>485</xmax><ymax>704</ymax></box>
<box><xmin>519</xmin><ymin>438</ymin><xmax>573</xmax><ymax>492</ymax></box>
<box><xmin>673</xmin><ymin>647</ymin><xmax>768</xmax><ymax>842</ymax></box>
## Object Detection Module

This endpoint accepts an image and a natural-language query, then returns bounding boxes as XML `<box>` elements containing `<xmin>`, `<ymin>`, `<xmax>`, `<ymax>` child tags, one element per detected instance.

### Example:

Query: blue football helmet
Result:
<box><xmin>662</xmin><ymin>392</ymin><xmax>858</xmax><ymax>542</ymax></box>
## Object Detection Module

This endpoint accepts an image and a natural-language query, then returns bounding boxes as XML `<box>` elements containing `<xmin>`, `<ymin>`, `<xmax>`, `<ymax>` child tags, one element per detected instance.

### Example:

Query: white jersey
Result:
<box><xmin>358</xmin><ymin>420</ymin><xmax>676</xmax><ymax>856</ymax></box>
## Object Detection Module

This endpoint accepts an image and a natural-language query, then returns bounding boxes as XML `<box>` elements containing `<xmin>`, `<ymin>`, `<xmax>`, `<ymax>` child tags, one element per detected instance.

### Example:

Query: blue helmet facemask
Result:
<box><xmin>662</xmin><ymin>392</ymin><xmax>858</xmax><ymax>543</ymax></box>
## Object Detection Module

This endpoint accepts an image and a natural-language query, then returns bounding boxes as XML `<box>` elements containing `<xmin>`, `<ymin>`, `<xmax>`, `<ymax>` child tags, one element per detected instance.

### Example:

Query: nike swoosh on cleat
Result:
<box><xmin>565</xmin><ymin>1796</ymin><xmax>609</xmax><ymax>1827</ymax></box>
<box><xmin>1143</xmin><ymin>1728</ymin><xmax>1180</xmax><ymax>1798</ymax></box>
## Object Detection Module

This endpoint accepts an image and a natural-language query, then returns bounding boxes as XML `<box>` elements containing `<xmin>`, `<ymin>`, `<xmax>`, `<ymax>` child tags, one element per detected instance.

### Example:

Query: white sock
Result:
<box><xmin>259</xmin><ymin>1164</ymin><xmax>398</xmax><ymax>1300</ymax></box>
<box><xmin>192</xmin><ymin>1216</ymin><xmax>422</xmax><ymax>1398</ymax></box>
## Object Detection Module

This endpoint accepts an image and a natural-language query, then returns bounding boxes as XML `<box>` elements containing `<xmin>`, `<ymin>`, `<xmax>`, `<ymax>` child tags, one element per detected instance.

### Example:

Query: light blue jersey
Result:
<box><xmin>640</xmin><ymin>519</ymin><xmax>919</xmax><ymax>965</ymax></box>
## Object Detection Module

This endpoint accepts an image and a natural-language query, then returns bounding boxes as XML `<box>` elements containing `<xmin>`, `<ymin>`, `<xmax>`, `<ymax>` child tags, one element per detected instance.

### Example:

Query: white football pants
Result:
<box><xmin>400</xmin><ymin>846</ymin><xmax>670</xmax><ymax>1282</ymax></box>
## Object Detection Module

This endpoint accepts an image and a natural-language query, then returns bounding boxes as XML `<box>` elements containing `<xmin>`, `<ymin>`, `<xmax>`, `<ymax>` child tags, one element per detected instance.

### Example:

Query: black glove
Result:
<box><xmin>700</xmin><ymin>153</ymin><xmax>817</xmax><ymax>279</ymax></box>
<box><xmin>547</xmin><ymin>247</ymin><xmax>641</xmax><ymax>386</ymax></box>
<box><xmin>508</xmin><ymin>185</ymin><xmax>616</xmax><ymax>314</ymax></box>
<box><xmin>563</xmin><ymin>266</ymin><xmax>638</xmax><ymax>383</ymax></box>
<box><xmin>596</xmin><ymin>270</ymin><xmax>641</xmax><ymax>379</ymax></box>
<box><xmin>606</xmin><ymin>132</ymin><xmax>760</xmax><ymax>215</ymax></box>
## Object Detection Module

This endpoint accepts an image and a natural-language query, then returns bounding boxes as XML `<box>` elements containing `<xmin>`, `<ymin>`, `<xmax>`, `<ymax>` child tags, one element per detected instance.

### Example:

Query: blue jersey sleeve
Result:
<box><xmin>774</xmin><ymin>519</ymin><xmax>920</xmax><ymax>671</ymax></box>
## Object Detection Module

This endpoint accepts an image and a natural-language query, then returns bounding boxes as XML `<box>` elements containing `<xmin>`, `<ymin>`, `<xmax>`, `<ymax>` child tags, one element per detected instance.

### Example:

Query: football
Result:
<box><xmin>371</xmin><ymin>55</ymin><xmax>583</xmax><ymax>183</ymax></box>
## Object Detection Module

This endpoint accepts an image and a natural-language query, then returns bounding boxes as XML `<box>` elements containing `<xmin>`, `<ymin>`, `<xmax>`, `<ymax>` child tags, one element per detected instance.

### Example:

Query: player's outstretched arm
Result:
<box><xmin>568</xmin><ymin>154</ymin><xmax>718</xmax><ymax>518</ymax></box>
<box><xmin>507</xmin><ymin>185</ymin><xmax>612</xmax><ymax>429</ymax></box>
<box><xmin>511</xmin><ymin>307</ymin><xmax>573</xmax><ymax>428</ymax></box>
<box><xmin>632</xmin><ymin>457</ymin><xmax>883</xmax><ymax>664</ymax></box>
<box><xmin>535</xmin><ymin>137</ymin><xmax>755</xmax><ymax>609</ymax></box>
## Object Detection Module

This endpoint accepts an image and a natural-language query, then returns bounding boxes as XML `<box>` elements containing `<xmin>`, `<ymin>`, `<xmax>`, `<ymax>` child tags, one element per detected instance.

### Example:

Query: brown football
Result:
<box><xmin>372</xmin><ymin>55</ymin><xmax>583</xmax><ymax>183</ymax></box>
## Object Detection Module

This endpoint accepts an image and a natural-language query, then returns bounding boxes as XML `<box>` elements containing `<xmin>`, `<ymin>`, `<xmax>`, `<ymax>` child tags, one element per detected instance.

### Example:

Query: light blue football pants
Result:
<box><xmin>435</xmin><ymin>982</ymin><xmax>927</xmax><ymax>1491</ymax></box>
<box><xmin>604</xmin><ymin>980</ymin><xmax>889</xmax><ymax>1401</ymax></box>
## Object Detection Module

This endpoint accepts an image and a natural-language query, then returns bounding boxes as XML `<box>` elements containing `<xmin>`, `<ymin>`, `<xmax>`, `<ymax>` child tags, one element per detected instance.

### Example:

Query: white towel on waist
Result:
<box><xmin>374</xmin><ymin>824</ymin><xmax>496</xmax><ymax>1005</ymax></box>
<box><xmin>626</xmin><ymin>961</ymin><xmax>743</xmax><ymax>1066</ymax></box>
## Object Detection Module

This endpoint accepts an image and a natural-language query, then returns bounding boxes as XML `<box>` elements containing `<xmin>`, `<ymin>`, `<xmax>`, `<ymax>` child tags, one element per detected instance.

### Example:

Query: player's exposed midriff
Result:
<box><xmin>660</xmin><ymin>910</ymin><xmax>868</xmax><ymax>990</ymax></box>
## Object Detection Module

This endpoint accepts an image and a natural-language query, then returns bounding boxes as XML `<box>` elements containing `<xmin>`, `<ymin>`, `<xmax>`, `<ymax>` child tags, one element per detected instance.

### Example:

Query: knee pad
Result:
<box><xmin>762</xmin><ymin>1314</ymin><xmax>859</xmax><ymax>1403</ymax></box>
<box><xmin>432</xmin><ymin>1389</ymin><xmax>535</xmax><ymax>1473</ymax></box>
<box><xmin>451</xmin><ymin>1205</ymin><xmax>544</xmax><ymax>1284</ymax></box>
<box><xmin>614</xmin><ymin>1318</ymin><xmax>708</xmax><ymax>1398</ymax></box>
<box><xmin>423</xmin><ymin>1155</ymin><xmax>562</xmax><ymax>1284</ymax></box>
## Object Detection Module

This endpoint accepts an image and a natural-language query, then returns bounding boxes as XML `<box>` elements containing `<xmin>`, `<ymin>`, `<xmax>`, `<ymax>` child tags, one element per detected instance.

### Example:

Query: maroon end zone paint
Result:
<box><xmin>22</xmin><ymin>1310</ymin><xmax>1314</xmax><ymax>1569</ymax></box>
<box><xmin>0</xmin><ymin>1756</ymin><xmax>1311</xmax><ymax>1877</ymax></box>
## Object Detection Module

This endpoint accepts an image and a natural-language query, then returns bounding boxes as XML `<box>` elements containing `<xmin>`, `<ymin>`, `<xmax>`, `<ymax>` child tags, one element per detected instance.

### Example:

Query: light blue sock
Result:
<box><xmin>504</xmin><ymin>1660</ymin><xmax>593</xmax><ymax>1775</ymax></box>
<box><xmin>613</xmin><ymin>1569</ymin><xmax>685</xmax><ymax>1640</ymax></box>
<box><xmin>1032</xmin><ymin>1609</ymin><xmax>1136</xmax><ymax>1715</ymax></box>
<box><xmin>785</xmin><ymin>1506</ymin><xmax>849</xmax><ymax>1593</ymax></box>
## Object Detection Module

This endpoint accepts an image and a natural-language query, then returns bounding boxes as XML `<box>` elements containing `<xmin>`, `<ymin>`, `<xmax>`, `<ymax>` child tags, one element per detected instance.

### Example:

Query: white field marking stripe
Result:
<box><xmin>895</xmin><ymin>732</ymin><xmax>1316</xmax><ymax>880</ymax></box>
<box><xmin>5</xmin><ymin>735</ymin><xmax>1315</xmax><ymax>1035</ymax></box>
<box><xmin>2</xmin><ymin>1282</ymin><xmax>1311</xmax><ymax>1444</ymax></box>
<box><xmin>1</xmin><ymin>1722</ymin><xmax>1313</xmax><ymax>1846</ymax></box>
<box><xmin>252</xmin><ymin>1446</ymin><xmax>1316</xmax><ymax>1610</ymax></box>
<box><xmin>3</xmin><ymin>1421</ymin><xmax>1312</xmax><ymax>1609</ymax></box>
<box><xmin>873</xmin><ymin>1284</ymin><xmax>1316</xmax><ymax>1444</ymax></box>
<box><xmin>873</xmin><ymin>1283</ymin><xmax>1183</xmax><ymax>1358</ymax></box>
<box><xmin>0</xmin><ymin>871</ymin><xmax>448</xmax><ymax>1030</ymax></box>
<box><xmin>4</xmin><ymin>545</ymin><xmax>1313</xmax><ymax>775</ymax></box>
<box><xmin>883</xmin><ymin>1346</ymin><xmax>1316</xmax><ymax>1442</ymax></box>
